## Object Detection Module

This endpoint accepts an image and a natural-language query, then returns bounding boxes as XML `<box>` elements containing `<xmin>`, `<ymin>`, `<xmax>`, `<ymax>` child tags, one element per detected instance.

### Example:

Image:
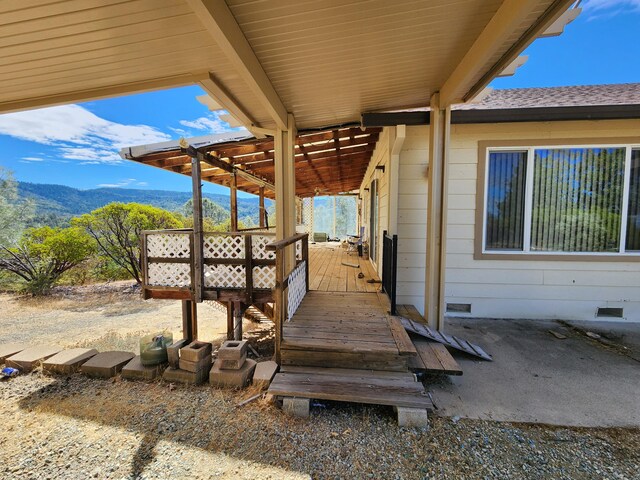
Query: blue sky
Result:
<box><xmin>0</xmin><ymin>0</ymin><xmax>639</xmax><ymax>196</ymax></box>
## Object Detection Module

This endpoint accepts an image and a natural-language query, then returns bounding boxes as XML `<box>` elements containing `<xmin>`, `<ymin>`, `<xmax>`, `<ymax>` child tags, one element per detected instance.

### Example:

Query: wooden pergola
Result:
<box><xmin>123</xmin><ymin>126</ymin><xmax>381</xmax><ymax>200</ymax></box>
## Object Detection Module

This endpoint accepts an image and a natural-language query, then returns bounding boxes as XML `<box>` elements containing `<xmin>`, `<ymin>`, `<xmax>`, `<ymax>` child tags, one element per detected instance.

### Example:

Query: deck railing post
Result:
<box><xmin>274</xmin><ymin>248</ymin><xmax>284</xmax><ymax>363</ymax></box>
<box><xmin>302</xmin><ymin>235</ymin><xmax>309</xmax><ymax>292</ymax></box>
<box><xmin>245</xmin><ymin>234</ymin><xmax>253</xmax><ymax>304</ymax></box>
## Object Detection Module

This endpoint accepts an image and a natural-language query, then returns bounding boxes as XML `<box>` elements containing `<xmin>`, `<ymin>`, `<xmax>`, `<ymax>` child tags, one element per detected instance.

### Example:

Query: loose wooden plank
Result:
<box><xmin>430</xmin><ymin>342</ymin><xmax>463</xmax><ymax>375</ymax></box>
<box><xmin>411</xmin><ymin>338</ymin><xmax>462</xmax><ymax>375</ymax></box>
<box><xmin>387</xmin><ymin>316</ymin><xmax>417</xmax><ymax>356</ymax></box>
<box><xmin>399</xmin><ymin>316</ymin><xmax>492</xmax><ymax>361</ymax></box>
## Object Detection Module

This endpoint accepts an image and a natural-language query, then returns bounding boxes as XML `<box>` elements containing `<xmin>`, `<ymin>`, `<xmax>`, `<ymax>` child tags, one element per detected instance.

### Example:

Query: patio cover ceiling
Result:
<box><xmin>0</xmin><ymin>0</ymin><xmax>573</xmax><ymax>131</ymax></box>
<box><xmin>121</xmin><ymin>126</ymin><xmax>382</xmax><ymax>199</ymax></box>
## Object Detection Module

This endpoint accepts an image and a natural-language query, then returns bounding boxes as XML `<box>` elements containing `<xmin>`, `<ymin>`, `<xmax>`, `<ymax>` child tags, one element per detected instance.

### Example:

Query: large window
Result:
<box><xmin>482</xmin><ymin>144</ymin><xmax>640</xmax><ymax>256</ymax></box>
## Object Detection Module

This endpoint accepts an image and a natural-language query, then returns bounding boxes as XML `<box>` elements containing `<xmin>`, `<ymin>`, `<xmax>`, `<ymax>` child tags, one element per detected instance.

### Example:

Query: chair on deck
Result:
<box><xmin>347</xmin><ymin>226</ymin><xmax>365</xmax><ymax>255</ymax></box>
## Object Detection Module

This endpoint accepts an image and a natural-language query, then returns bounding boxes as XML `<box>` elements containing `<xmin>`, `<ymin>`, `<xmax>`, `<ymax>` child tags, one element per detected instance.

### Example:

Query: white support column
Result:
<box><xmin>425</xmin><ymin>93</ymin><xmax>451</xmax><ymax>331</ymax></box>
<box><xmin>275</xmin><ymin>113</ymin><xmax>297</xmax><ymax>270</ymax></box>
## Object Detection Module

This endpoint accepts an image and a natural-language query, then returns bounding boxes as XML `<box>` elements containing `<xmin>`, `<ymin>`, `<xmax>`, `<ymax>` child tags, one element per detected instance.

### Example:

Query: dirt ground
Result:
<box><xmin>1</xmin><ymin>284</ymin><xmax>639</xmax><ymax>479</ymax></box>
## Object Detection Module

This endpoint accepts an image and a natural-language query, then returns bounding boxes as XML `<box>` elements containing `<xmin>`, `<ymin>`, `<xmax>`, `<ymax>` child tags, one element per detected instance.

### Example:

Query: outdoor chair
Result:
<box><xmin>347</xmin><ymin>226</ymin><xmax>365</xmax><ymax>255</ymax></box>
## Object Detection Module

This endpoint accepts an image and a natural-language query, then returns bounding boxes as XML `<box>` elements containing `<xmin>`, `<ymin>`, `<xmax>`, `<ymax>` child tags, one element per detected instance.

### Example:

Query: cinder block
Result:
<box><xmin>217</xmin><ymin>340</ymin><xmax>247</xmax><ymax>361</ymax></box>
<box><xmin>209</xmin><ymin>358</ymin><xmax>256</xmax><ymax>388</ymax></box>
<box><xmin>80</xmin><ymin>351</ymin><xmax>135</xmax><ymax>378</ymax></box>
<box><xmin>163</xmin><ymin>366</ymin><xmax>210</xmax><ymax>385</ymax></box>
<box><xmin>180</xmin><ymin>341</ymin><xmax>212</xmax><ymax>362</ymax></box>
<box><xmin>283</xmin><ymin>397</ymin><xmax>310</xmax><ymax>418</ymax></box>
<box><xmin>218</xmin><ymin>352</ymin><xmax>246</xmax><ymax>370</ymax></box>
<box><xmin>6</xmin><ymin>345</ymin><xmax>63</xmax><ymax>372</ymax></box>
<box><xmin>0</xmin><ymin>343</ymin><xmax>27</xmax><ymax>363</ymax></box>
<box><xmin>396</xmin><ymin>407</ymin><xmax>429</xmax><ymax>428</ymax></box>
<box><xmin>43</xmin><ymin>348</ymin><xmax>98</xmax><ymax>374</ymax></box>
<box><xmin>179</xmin><ymin>355</ymin><xmax>212</xmax><ymax>373</ymax></box>
<box><xmin>252</xmin><ymin>361</ymin><xmax>279</xmax><ymax>390</ymax></box>
<box><xmin>122</xmin><ymin>356</ymin><xmax>165</xmax><ymax>381</ymax></box>
<box><xmin>167</xmin><ymin>339</ymin><xmax>189</xmax><ymax>369</ymax></box>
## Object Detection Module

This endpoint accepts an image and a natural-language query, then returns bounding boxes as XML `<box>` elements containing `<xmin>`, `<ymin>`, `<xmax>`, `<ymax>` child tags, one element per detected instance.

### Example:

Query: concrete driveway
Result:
<box><xmin>428</xmin><ymin>317</ymin><xmax>640</xmax><ymax>427</ymax></box>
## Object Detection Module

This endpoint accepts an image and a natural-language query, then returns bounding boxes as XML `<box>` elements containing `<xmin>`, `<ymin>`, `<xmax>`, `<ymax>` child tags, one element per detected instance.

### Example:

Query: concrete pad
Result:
<box><xmin>0</xmin><ymin>343</ymin><xmax>28</xmax><ymax>363</ymax></box>
<box><xmin>253</xmin><ymin>361</ymin><xmax>279</xmax><ymax>390</ymax></box>
<box><xmin>218</xmin><ymin>353</ymin><xmax>246</xmax><ymax>370</ymax></box>
<box><xmin>397</xmin><ymin>407</ymin><xmax>429</xmax><ymax>428</ymax></box>
<box><xmin>180</xmin><ymin>341</ymin><xmax>212</xmax><ymax>362</ymax></box>
<box><xmin>167</xmin><ymin>339</ymin><xmax>189</xmax><ymax>369</ymax></box>
<box><xmin>209</xmin><ymin>358</ymin><xmax>256</xmax><ymax>388</ymax></box>
<box><xmin>431</xmin><ymin>318</ymin><xmax>640</xmax><ymax>427</ymax></box>
<box><xmin>43</xmin><ymin>348</ymin><xmax>98</xmax><ymax>374</ymax></box>
<box><xmin>179</xmin><ymin>355</ymin><xmax>212</xmax><ymax>373</ymax></box>
<box><xmin>283</xmin><ymin>397</ymin><xmax>310</xmax><ymax>418</ymax></box>
<box><xmin>80</xmin><ymin>351</ymin><xmax>135</xmax><ymax>378</ymax></box>
<box><xmin>122</xmin><ymin>356</ymin><xmax>165</xmax><ymax>381</ymax></box>
<box><xmin>218</xmin><ymin>340</ymin><xmax>247</xmax><ymax>360</ymax></box>
<box><xmin>5</xmin><ymin>345</ymin><xmax>63</xmax><ymax>372</ymax></box>
<box><xmin>163</xmin><ymin>366</ymin><xmax>210</xmax><ymax>385</ymax></box>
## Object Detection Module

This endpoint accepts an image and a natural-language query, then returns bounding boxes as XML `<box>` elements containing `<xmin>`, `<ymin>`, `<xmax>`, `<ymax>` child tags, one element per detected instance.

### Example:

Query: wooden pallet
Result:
<box><xmin>407</xmin><ymin>337</ymin><xmax>463</xmax><ymax>375</ymax></box>
<box><xmin>270</xmin><ymin>367</ymin><xmax>433</xmax><ymax>410</ymax></box>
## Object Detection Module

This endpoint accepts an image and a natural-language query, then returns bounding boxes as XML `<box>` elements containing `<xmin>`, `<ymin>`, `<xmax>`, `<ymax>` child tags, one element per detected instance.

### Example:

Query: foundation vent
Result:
<box><xmin>446</xmin><ymin>303</ymin><xmax>471</xmax><ymax>314</ymax></box>
<box><xmin>596</xmin><ymin>307</ymin><xmax>623</xmax><ymax>318</ymax></box>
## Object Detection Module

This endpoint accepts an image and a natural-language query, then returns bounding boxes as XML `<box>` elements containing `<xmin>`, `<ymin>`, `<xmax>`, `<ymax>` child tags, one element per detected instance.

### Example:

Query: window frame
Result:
<box><xmin>475</xmin><ymin>139</ymin><xmax>640</xmax><ymax>261</ymax></box>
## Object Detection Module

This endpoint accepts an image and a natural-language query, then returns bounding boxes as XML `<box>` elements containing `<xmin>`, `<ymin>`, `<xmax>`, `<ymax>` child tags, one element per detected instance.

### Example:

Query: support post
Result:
<box><xmin>191</xmin><ymin>155</ymin><xmax>204</xmax><ymax>303</ymax></box>
<box><xmin>182</xmin><ymin>300</ymin><xmax>198</xmax><ymax>341</ymax></box>
<box><xmin>425</xmin><ymin>92</ymin><xmax>451</xmax><ymax>332</ymax></box>
<box><xmin>233</xmin><ymin>301</ymin><xmax>243</xmax><ymax>340</ymax></box>
<box><xmin>259</xmin><ymin>186</ymin><xmax>266</xmax><ymax>228</ymax></box>
<box><xmin>226</xmin><ymin>301</ymin><xmax>234</xmax><ymax>340</ymax></box>
<box><xmin>332</xmin><ymin>196</ymin><xmax>337</xmax><ymax>239</ymax></box>
<box><xmin>274</xmin><ymin>113</ymin><xmax>297</xmax><ymax>271</ymax></box>
<box><xmin>230</xmin><ymin>173</ymin><xmax>238</xmax><ymax>232</ymax></box>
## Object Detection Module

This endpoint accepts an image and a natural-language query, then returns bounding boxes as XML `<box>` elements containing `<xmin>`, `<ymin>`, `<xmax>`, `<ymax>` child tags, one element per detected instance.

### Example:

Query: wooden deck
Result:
<box><xmin>269</xmin><ymin>291</ymin><xmax>433</xmax><ymax>414</ymax></box>
<box><xmin>308</xmin><ymin>243</ymin><xmax>380</xmax><ymax>292</ymax></box>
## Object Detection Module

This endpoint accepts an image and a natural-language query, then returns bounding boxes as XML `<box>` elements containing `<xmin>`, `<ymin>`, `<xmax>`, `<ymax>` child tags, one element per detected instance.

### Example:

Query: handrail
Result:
<box><xmin>265</xmin><ymin>232</ymin><xmax>309</xmax><ymax>251</ymax></box>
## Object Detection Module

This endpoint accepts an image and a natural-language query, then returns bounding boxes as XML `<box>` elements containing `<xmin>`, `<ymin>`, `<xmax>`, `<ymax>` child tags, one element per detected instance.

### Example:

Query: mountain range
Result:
<box><xmin>17</xmin><ymin>182</ymin><xmax>272</xmax><ymax>225</ymax></box>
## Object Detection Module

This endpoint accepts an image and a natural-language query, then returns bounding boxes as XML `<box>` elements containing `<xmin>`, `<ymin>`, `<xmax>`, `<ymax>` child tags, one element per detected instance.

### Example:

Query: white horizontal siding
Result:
<box><xmin>394</xmin><ymin>120</ymin><xmax>640</xmax><ymax>322</ymax></box>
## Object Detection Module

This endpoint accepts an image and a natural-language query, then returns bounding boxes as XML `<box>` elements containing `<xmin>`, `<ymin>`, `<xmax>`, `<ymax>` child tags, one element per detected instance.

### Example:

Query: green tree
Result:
<box><xmin>0</xmin><ymin>226</ymin><xmax>95</xmax><ymax>295</ymax></box>
<box><xmin>183</xmin><ymin>198</ymin><xmax>230</xmax><ymax>225</ymax></box>
<box><xmin>73</xmin><ymin>202</ymin><xmax>183</xmax><ymax>283</ymax></box>
<box><xmin>0</xmin><ymin>168</ymin><xmax>34</xmax><ymax>246</ymax></box>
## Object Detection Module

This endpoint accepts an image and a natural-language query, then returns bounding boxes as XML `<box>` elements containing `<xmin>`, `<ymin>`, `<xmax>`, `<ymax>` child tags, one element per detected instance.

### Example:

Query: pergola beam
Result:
<box><xmin>440</xmin><ymin>0</ymin><xmax>574</xmax><ymax>105</ymax></box>
<box><xmin>186</xmin><ymin>0</ymin><xmax>288</xmax><ymax>130</ymax></box>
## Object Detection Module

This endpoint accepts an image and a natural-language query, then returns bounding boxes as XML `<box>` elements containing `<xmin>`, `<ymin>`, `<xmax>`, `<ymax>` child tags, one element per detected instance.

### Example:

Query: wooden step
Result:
<box><xmin>281</xmin><ymin>348</ymin><xmax>408</xmax><ymax>372</ymax></box>
<box><xmin>269</xmin><ymin>368</ymin><xmax>433</xmax><ymax>410</ymax></box>
<box><xmin>408</xmin><ymin>337</ymin><xmax>463</xmax><ymax>376</ymax></box>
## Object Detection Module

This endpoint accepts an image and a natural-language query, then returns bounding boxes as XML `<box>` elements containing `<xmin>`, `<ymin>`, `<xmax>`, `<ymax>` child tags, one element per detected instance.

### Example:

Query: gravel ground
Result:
<box><xmin>1</xmin><ymin>285</ymin><xmax>639</xmax><ymax>479</ymax></box>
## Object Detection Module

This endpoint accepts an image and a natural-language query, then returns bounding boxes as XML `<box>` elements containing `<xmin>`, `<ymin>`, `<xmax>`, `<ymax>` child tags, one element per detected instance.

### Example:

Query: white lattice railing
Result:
<box><xmin>287</xmin><ymin>260</ymin><xmax>306</xmax><ymax>319</ymax></box>
<box><xmin>143</xmin><ymin>230</ymin><xmax>193</xmax><ymax>288</ymax></box>
<box><xmin>141</xmin><ymin>230</ymin><xmax>280</xmax><ymax>294</ymax></box>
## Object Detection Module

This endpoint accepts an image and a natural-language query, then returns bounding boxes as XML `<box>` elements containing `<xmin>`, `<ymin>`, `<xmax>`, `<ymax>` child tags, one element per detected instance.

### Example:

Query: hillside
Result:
<box><xmin>17</xmin><ymin>182</ymin><xmax>272</xmax><ymax>225</ymax></box>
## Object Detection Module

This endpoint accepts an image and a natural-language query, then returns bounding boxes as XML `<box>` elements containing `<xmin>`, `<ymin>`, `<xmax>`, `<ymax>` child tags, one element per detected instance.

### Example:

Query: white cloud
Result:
<box><xmin>97</xmin><ymin>178</ymin><xmax>149</xmax><ymax>188</ymax></box>
<box><xmin>177</xmin><ymin>110</ymin><xmax>240</xmax><ymax>135</ymax></box>
<box><xmin>21</xmin><ymin>157</ymin><xmax>44</xmax><ymax>162</ymax></box>
<box><xmin>0</xmin><ymin>104</ymin><xmax>171</xmax><ymax>164</ymax></box>
<box><xmin>582</xmin><ymin>0</ymin><xmax>640</xmax><ymax>14</ymax></box>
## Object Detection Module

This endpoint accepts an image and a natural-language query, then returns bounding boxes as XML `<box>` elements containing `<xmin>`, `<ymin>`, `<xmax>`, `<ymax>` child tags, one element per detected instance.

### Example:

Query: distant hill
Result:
<box><xmin>17</xmin><ymin>182</ymin><xmax>272</xmax><ymax>225</ymax></box>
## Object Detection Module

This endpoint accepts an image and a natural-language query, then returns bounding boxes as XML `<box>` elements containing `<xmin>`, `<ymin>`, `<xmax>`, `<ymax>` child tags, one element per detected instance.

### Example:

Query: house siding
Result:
<box><xmin>365</xmin><ymin>120</ymin><xmax>640</xmax><ymax>322</ymax></box>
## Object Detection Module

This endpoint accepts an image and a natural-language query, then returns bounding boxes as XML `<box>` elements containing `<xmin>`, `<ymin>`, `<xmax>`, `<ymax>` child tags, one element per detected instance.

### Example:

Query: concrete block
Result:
<box><xmin>163</xmin><ymin>366</ymin><xmax>210</xmax><ymax>385</ymax></box>
<box><xmin>5</xmin><ymin>345</ymin><xmax>63</xmax><ymax>372</ymax></box>
<box><xmin>209</xmin><ymin>358</ymin><xmax>256</xmax><ymax>388</ymax></box>
<box><xmin>217</xmin><ymin>340</ymin><xmax>247</xmax><ymax>360</ymax></box>
<box><xmin>180</xmin><ymin>341</ymin><xmax>212</xmax><ymax>362</ymax></box>
<box><xmin>0</xmin><ymin>343</ymin><xmax>28</xmax><ymax>363</ymax></box>
<box><xmin>167</xmin><ymin>339</ymin><xmax>189</xmax><ymax>369</ymax></box>
<box><xmin>283</xmin><ymin>397</ymin><xmax>310</xmax><ymax>418</ymax></box>
<box><xmin>396</xmin><ymin>407</ymin><xmax>429</xmax><ymax>428</ymax></box>
<box><xmin>122</xmin><ymin>356</ymin><xmax>165</xmax><ymax>381</ymax></box>
<box><xmin>43</xmin><ymin>348</ymin><xmax>98</xmax><ymax>374</ymax></box>
<box><xmin>80</xmin><ymin>351</ymin><xmax>135</xmax><ymax>378</ymax></box>
<box><xmin>179</xmin><ymin>355</ymin><xmax>212</xmax><ymax>373</ymax></box>
<box><xmin>218</xmin><ymin>352</ymin><xmax>246</xmax><ymax>370</ymax></box>
<box><xmin>252</xmin><ymin>361</ymin><xmax>279</xmax><ymax>390</ymax></box>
